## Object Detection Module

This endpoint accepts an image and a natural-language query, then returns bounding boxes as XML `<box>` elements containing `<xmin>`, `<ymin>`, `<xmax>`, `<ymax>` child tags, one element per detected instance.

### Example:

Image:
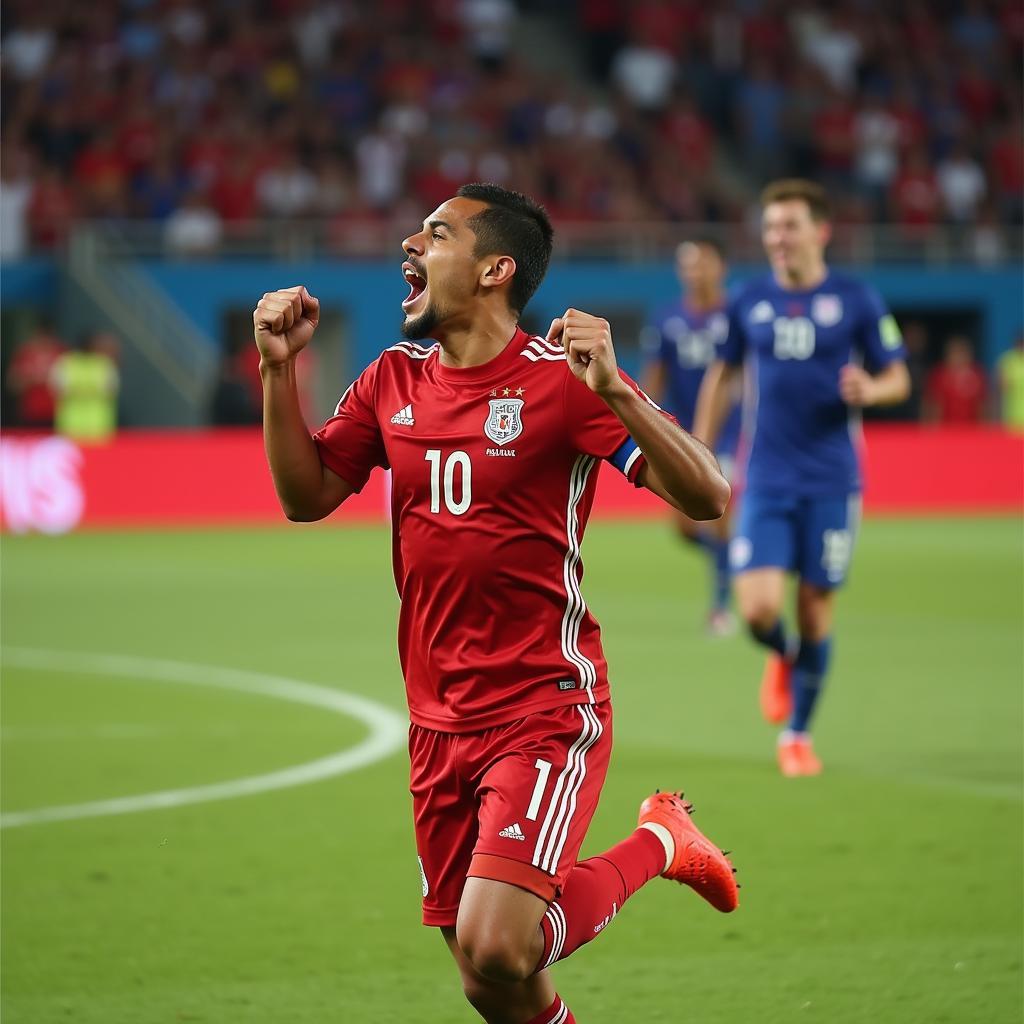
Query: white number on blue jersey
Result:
<box><xmin>772</xmin><ymin>316</ymin><xmax>816</xmax><ymax>360</ymax></box>
<box><xmin>667</xmin><ymin>322</ymin><xmax>715</xmax><ymax>368</ymax></box>
<box><xmin>425</xmin><ymin>449</ymin><xmax>472</xmax><ymax>516</ymax></box>
<box><xmin>821</xmin><ymin>529</ymin><xmax>852</xmax><ymax>583</ymax></box>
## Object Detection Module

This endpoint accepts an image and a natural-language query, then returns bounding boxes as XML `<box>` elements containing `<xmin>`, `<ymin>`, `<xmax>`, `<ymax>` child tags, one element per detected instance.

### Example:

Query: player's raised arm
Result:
<box><xmin>255</xmin><ymin>286</ymin><xmax>353</xmax><ymax>521</ymax></box>
<box><xmin>549</xmin><ymin>308</ymin><xmax>730</xmax><ymax>521</ymax></box>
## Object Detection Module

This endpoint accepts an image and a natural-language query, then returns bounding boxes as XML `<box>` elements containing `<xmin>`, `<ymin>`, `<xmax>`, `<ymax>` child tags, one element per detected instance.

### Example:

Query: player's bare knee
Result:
<box><xmin>458</xmin><ymin>929</ymin><xmax>533</xmax><ymax>983</ymax></box>
<box><xmin>467</xmin><ymin>944</ymin><xmax>533</xmax><ymax>984</ymax></box>
<box><xmin>739</xmin><ymin>598</ymin><xmax>780</xmax><ymax>632</ymax></box>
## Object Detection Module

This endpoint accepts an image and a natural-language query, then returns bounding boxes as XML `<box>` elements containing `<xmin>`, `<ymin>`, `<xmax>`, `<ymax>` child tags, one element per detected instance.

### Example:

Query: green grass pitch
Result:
<box><xmin>2</xmin><ymin>517</ymin><xmax>1021</xmax><ymax>1023</ymax></box>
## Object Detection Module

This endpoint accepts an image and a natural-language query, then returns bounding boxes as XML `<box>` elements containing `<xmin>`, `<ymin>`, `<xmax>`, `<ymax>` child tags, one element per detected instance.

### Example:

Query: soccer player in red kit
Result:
<box><xmin>255</xmin><ymin>184</ymin><xmax>738</xmax><ymax>1024</ymax></box>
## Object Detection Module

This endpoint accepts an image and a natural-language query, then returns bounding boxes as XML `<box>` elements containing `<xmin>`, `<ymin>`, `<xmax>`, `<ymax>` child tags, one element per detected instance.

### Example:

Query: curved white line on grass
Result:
<box><xmin>0</xmin><ymin>647</ymin><xmax>407</xmax><ymax>829</ymax></box>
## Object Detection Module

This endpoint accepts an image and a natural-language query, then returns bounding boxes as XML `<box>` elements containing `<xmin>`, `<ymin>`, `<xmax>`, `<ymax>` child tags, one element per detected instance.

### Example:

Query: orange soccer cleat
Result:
<box><xmin>777</xmin><ymin>734</ymin><xmax>823</xmax><ymax>777</ymax></box>
<box><xmin>638</xmin><ymin>791</ymin><xmax>739</xmax><ymax>913</ymax></box>
<box><xmin>759</xmin><ymin>652</ymin><xmax>793</xmax><ymax>724</ymax></box>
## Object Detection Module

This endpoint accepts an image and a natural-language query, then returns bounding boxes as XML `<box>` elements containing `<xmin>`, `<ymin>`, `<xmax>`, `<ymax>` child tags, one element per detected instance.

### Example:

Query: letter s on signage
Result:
<box><xmin>0</xmin><ymin>438</ymin><xmax>85</xmax><ymax>535</ymax></box>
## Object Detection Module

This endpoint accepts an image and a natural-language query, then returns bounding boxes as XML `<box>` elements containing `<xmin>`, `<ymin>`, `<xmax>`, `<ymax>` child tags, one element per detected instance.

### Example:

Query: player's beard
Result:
<box><xmin>401</xmin><ymin>298</ymin><xmax>448</xmax><ymax>341</ymax></box>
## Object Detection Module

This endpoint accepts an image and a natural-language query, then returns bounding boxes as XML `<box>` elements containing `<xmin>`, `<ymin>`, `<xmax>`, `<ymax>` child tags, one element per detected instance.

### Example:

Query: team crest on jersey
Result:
<box><xmin>484</xmin><ymin>399</ymin><xmax>524</xmax><ymax>445</ymax></box>
<box><xmin>812</xmin><ymin>294</ymin><xmax>843</xmax><ymax>327</ymax></box>
<box><xmin>750</xmin><ymin>300</ymin><xmax>774</xmax><ymax>324</ymax></box>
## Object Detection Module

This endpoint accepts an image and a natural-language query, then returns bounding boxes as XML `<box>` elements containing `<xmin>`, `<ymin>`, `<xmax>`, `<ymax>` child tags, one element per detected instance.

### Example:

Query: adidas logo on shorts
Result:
<box><xmin>499</xmin><ymin>822</ymin><xmax>526</xmax><ymax>841</ymax></box>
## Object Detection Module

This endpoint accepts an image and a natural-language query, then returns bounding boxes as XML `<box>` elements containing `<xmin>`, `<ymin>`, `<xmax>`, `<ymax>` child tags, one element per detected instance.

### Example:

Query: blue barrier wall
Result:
<box><xmin>1</xmin><ymin>260</ymin><xmax>59</xmax><ymax>305</ymax></box>
<box><xmin>4</xmin><ymin>259</ymin><xmax>1021</xmax><ymax>381</ymax></box>
<box><xmin>143</xmin><ymin>261</ymin><xmax>1024</xmax><ymax>378</ymax></box>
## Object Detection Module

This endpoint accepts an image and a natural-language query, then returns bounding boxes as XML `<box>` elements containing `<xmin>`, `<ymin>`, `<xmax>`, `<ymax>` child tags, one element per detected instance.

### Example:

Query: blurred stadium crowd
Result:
<box><xmin>1</xmin><ymin>0</ymin><xmax>1021</xmax><ymax>259</ymax></box>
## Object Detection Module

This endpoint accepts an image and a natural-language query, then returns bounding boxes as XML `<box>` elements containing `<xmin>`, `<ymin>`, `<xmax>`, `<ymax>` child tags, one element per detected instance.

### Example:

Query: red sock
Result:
<box><xmin>535</xmin><ymin>827</ymin><xmax>664</xmax><ymax>971</ymax></box>
<box><xmin>525</xmin><ymin>993</ymin><xmax>576</xmax><ymax>1024</ymax></box>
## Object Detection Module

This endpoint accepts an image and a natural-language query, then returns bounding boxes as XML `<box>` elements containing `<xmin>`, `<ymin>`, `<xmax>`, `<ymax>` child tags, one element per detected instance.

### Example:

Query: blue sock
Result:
<box><xmin>750</xmin><ymin>619</ymin><xmax>788</xmax><ymax>657</ymax></box>
<box><xmin>711</xmin><ymin>537</ymin><xmax>731</xmax><ymax>612</ymax></box>
<box><xmin>789</xmin><ymin>636</ymin><xmax>832</xmax><ymax>733</ymax></box>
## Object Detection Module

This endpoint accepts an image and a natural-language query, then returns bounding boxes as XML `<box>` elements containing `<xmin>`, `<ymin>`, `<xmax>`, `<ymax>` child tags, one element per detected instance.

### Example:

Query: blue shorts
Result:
<box><xmin>729</xmin><ymin>491</ymin><xmax>862</xmax><ymax>589</ymax></box>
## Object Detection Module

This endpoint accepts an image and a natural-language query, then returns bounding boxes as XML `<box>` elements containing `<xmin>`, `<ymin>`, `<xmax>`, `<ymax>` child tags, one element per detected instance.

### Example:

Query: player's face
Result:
<box><xmin>761</xmin><ymin>200</ymin><xmax>829</xmax><ymax>280</ymax></box>
<box><xmin>400</xmin><ymin>197</ymin><xmax>489</xmax><ymax>340</ymax></box>
<box><xmin>676</xmin><ymin>242</ymin><xmax>724</xmax><ymax>294</ymax></box>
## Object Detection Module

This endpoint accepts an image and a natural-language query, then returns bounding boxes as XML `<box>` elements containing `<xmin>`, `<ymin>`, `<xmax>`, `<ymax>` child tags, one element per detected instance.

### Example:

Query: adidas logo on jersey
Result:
<box><xmin>390</xmin><ymin>404</ymin><xmax>415</xmax><ymax>426</ymax></box>
<box><xmin>499</xmin><ymin>822</ymin><xmax>526</xmax><ymax>841</ymax></box>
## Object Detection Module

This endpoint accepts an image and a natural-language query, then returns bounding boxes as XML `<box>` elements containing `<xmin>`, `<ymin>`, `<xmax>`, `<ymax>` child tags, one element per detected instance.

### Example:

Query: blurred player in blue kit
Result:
<box><xmin>695</xmin><ymin>180</ymin><xmax>910</xmax><ymax>776</ymax></box>
<box><xmin>640</xmin><ymin>238</ymin><xmax>742</xmax><ymax>636</ymax></box>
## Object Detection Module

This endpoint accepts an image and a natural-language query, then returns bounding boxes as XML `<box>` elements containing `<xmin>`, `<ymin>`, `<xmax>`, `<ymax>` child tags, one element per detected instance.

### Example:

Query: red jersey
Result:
<box><xmin>314</xmin><ymin>327</ymin><xmax>657</xmax><ymax>733</ymax></box>
<box><xmin>7</xmin><ymin>337</ymin><xmax>67</xmax><ymax>425</ymax></box>
<box><xmin>925</xmin><ymin>364</ymin><xmax>987</xmax><ymax>423</ymax></box>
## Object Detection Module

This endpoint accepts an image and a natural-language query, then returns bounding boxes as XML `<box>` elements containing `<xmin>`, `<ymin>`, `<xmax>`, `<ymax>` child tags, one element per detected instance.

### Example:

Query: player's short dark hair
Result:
<box><xmin>456</xmin><ymin>183</ymin><xmax>554</xmax><ymax>316</ymax></box>
<box><xmin>679</xmin><ymin>235</ymin><xmax>727</xmax><ymax>260</ymax></box>
<box><xmin>760</xmin><ymin>179</ymin><xmax>832</xmax><ymax>222</ymax></box>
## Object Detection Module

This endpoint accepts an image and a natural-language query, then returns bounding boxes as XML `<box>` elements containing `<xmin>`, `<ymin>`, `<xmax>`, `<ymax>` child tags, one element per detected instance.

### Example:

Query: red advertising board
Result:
<box><xmin>1</xmin><ymin>426</ymin><xmax>1020</xmax><ymax>534</ymax></box>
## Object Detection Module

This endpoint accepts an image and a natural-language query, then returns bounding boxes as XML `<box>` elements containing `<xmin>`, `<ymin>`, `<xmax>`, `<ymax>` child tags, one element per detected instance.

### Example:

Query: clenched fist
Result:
<box><xmin>839</xmin><ymin>364</ymin><xmax>876</xmax><ymax>407</ymax></box>
<box><xmin>546</xmin><ymin>308</ymin><xmax>629</xmax><ymax>398</ymax></box>
<box><xmin>254</xmin><ymin>286</ymin><xmax>320</xmax><ymax>368</ymax></box>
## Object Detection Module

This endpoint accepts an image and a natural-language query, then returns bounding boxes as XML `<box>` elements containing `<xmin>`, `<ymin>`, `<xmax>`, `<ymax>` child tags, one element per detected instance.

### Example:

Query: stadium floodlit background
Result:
<box><xmin>1</xmin><ymin>2</ymin><xmax>1021</xmax><ymax>1022</ymax></box>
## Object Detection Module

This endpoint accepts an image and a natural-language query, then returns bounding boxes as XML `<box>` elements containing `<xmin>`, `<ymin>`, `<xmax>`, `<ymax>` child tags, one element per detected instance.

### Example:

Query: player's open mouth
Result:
<box><xmin>402</xmin><ymin>262</ymin><xmax>427</xmax><ymax>311</ymax></box>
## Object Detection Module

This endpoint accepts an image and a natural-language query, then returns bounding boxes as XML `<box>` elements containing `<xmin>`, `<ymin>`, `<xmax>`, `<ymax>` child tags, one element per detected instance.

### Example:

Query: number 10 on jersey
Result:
<box><xmin>425</xmin><ymin>449</ymin><xmax>472</xmax><ymax>515</ymax></box>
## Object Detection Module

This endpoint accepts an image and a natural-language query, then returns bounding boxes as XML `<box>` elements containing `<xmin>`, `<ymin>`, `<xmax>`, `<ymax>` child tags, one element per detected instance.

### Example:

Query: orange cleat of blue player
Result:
<box><xmin>777</xmin><ymin>734</ymin><xmax>823</xmax><ymax>777</ymax></box>
<box><xmin>759</xmin><ymin>652</ymin><xmax>793</xmax><ymax>724</ymax></box>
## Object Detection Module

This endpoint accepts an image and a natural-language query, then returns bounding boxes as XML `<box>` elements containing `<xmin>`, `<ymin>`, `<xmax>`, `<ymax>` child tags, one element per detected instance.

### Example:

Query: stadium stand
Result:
<box><xmin>1</xmin><ymin>0</ymin><xmax>1021</xmax><ymax>261</ymax></box>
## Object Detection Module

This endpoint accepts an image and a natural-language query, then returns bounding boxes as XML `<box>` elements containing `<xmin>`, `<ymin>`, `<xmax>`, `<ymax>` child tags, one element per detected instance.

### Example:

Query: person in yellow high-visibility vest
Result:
<box><xmin>997</xmin><ymin>334</ymin><xmax>1024</xmax><ymax>432</ymax></box>
<box><xmin>49</xmin><ymin>330</ymin><xmax>120</xmax><ymax>443</ymax></box>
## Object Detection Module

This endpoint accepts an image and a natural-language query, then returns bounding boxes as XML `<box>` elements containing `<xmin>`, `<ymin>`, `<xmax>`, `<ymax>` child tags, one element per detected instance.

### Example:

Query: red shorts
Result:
<box><xmin>409</xmin><ymin>700</ymin><xmax>612</xmax><ymax>927</ymax></box>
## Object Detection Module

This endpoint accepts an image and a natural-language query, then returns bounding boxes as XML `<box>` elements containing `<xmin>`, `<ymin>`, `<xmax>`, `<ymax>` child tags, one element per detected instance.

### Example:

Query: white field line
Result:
<box><xmin>0</xmin><ymin>647</ymin><xmax>407</xmax><ymax>828</ymax></box>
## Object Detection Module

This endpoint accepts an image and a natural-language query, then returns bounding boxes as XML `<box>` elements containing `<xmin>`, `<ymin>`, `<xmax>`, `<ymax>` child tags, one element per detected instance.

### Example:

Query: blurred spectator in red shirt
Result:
<box><xmin>813</xmin><ymin>87</ymin><xmax>857</xmax><ymax>188</ymax></box>
<box><xmin>27</xmin><ymin>166</ymin><xmax>77</xmax><ymax>249</ymax></box>
<box><xmin>211</xmin><ymin>142</ymin><xmax>262</xmax><ymax>223</ymax></box>
<box><xmin>955</xmin><ymin>56</ymin><xmax>1000</xmax><ymax>125</ymax></box>
<box><xmin>890</xmin><ymin>146</ymin><xmax>940</xmax><ymax>231</ymax></box>
<box><xmin>661</xmin><ymin>96</ymin><xmax>713</xmax><ymax>175</ymax></box>
<box><xmin>5</xmin><ymin>317</ymin><xmax>68</xmax><ymax>427</ymax></box>
<box><xmin>989</xmin><ymin>115</ymin><xmax>1024</xmax><ymax>223</ymax></box>
<box><xmin>924</xmin><ymin>335</ymin><xmax>989</xmax><ymax>424</ymax></box>
<box><xmin>115</xmin><ymin>91</ymin><xmax>162</xmax><ymax>177</ymax></box>
<box><xmin>73</xmin><ymin>128</ymin><xmax>129</xmax><ymax>216</ymax></box>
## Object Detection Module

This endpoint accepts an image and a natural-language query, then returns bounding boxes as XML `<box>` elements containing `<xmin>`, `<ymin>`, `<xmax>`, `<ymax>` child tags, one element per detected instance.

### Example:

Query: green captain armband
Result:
<box><xmin>880</xmin><ymin>314</ymin><xmax>903</xmax><ymax>350</ymax></box>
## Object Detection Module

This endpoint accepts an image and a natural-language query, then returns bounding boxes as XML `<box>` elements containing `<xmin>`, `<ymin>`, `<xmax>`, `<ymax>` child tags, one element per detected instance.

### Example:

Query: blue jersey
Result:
<box><xmin>722</xmin><ymin>271</ymin><xmax>905</xmax><ymax>497</ymax></box>
<box><xmin>641</xmin><ymin>298</ymin><xmax>741</xmax><ymax>451</ymax></box>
